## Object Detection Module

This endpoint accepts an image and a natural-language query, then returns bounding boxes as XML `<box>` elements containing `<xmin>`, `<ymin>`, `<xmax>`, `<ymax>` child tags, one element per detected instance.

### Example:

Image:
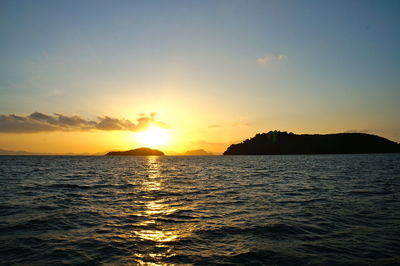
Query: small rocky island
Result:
<box><xmin>106</xmin><ymin>147</ymin><xmax>164</xmax><ymax>156</ymax></box>
<box><xmin>223</xmin><ymin>131</ymin><xmax>400</xmax><ymax>155</ymax></box>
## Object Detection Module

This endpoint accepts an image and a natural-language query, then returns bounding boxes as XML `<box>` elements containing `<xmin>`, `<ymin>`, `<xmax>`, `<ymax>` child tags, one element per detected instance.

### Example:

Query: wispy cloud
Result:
<box><xmin>0</xmin><ymin>112</ymin><xmax>168</xmax><ymax>133</ymax></box>
<box><xmin>208</xmin><ymin>124</ymin><xmax>221</xmax><ymax>129</ymax></box>
<box><xmin>233</xmin><ymin>121</ymin><xmax>251</xmax><ymax>127</ymax></box>
<box><xmin>256</xmin><ymin>54</ymin><xmax>287</xmax><ymax>65</ymax></box>
<box><xmin>343</xmin><ymin>129</ymin><xmax>370</xmax><ymax>134</ymax></box>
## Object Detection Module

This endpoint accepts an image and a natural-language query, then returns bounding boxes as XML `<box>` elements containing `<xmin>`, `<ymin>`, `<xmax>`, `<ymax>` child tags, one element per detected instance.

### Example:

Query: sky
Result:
<box><xmin>0</xmin><ymin>0</ymin><xmax>399</xmax><ymax>154</ymax></box>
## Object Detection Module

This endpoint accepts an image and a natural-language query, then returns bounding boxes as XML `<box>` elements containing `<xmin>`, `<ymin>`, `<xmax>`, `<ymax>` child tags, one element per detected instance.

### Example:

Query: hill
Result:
<box><xmin>106</xmin><ymin>147</ymin><xmax>164</xmax><ymax>156</ymax></box>
<box><xmin>183</xmin><ymin>149</ymin><xmax>214</xmax><ymax>156</ymax></box>
<box><xmin>0</xmin><ymin>149</ymin><xmax>39</xmax><ymax>155</ymax></box>
<box><xmin>223</xmin><ymin>131</ymin><xmax>400</xmax><ymax>155</ymax></box>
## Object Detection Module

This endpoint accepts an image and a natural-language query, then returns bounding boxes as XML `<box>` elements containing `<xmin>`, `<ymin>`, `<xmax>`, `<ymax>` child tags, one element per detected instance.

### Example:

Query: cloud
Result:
<box><xmin>256</xmin><ymin>54</ymin><xmax>287</xmax><ymax>65</ymax></box>
<box><xmin>0</xmin><ymin>112</ymin><xmax>168</xmax><ymax>133</ymax></box>
<box><xmin>233</xmin><ymin>121</ymin><xmax>251</xmax><ymax>127</ymax></box>
<box><xmin>208</xmin><ymin>124</ymin><xmax>221</xmax><ymax>129</ymax></box>
<box><xmin>343</xmin><ymin>129</ymin><xmax>370</xmax><ymax>134</ymax></box>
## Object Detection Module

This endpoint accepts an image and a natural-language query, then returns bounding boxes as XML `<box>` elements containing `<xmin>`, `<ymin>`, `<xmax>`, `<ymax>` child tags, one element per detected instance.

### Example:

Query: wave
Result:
<box><xmin>1</xmin><ymin>154</ymin><xmax>399</xmax><ymax>265</ymax></box>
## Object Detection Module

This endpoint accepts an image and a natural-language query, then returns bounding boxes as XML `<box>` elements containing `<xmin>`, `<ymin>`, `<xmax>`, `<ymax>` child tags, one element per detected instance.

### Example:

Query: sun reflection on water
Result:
<box><xmin>130</xmin><ymin>156</ymin><xmax>192</xmax><ymax>265</ymax></box>
<box><xmin>144</xmin><ymin>200</ymin><xmax>177</xmax><ymax>216</ymax></box>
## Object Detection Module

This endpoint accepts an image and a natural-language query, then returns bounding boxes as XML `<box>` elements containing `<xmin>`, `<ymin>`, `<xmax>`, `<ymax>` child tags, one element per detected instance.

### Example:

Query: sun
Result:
<box><xmin>137</xmin><ymin>126</ymin><xmax>170</xmax><ymax>147</ymax></box>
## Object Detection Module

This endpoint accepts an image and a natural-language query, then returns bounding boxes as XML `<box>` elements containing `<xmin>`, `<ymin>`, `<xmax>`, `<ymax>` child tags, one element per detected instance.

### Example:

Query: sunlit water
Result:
<box><xmin>1</xmin><ymin>154</ymin><xmax>400</xmax><ymax>265</ymax></box>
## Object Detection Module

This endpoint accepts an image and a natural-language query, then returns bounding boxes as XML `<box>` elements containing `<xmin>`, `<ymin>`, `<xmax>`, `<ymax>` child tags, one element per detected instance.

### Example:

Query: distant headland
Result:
<box><xmin>106</xmin><ymin>147</ymin><xmax>164</xmax><ymax>156</ymax></box>
<box><xmin>183</xmin><ymin>149</ymin><xmax>214</xmax><ymax>156</ymax></box>
<box><xmin>223</xmin><ymin>131</ymin><xmax>400</xmax><ymax>155</ymax></box>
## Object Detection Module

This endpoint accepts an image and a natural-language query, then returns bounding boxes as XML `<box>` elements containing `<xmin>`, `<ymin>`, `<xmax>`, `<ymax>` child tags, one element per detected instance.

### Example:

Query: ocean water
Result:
<box><xmin>0</xmin><ymin>154</ymin><xmax>399</xmax><ymax>265</ymax></box>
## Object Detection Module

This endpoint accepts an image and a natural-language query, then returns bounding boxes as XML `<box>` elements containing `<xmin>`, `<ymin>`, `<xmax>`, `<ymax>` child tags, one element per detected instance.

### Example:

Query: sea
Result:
<box><xmin>0</xmin><ymin>154</ymin><xmax>399</xmax><ymax>265</ymax></box>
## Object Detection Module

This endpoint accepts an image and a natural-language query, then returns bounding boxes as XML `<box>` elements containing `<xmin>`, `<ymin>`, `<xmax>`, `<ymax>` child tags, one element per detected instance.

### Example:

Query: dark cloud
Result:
<box><xmin>0</xmin><ymin>112</ymin><xmax>168</xmax><ymax>133</ymax></box>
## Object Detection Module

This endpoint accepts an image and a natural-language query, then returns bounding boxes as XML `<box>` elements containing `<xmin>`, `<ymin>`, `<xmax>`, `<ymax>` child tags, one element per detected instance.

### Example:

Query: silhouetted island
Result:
<box><xmin>106</xmin><ymin>147</ymin><xmax>164</xmax><ymax>156</ymax></box>
<box><xmin>223</xmin><ymin>131</ymin><xmax>400</xmax><ymax>155</ymax></box>
<box><xmin>183</xmin><ymin>149</ymin><xmax>213</xmax><ymax>156</ymax></box>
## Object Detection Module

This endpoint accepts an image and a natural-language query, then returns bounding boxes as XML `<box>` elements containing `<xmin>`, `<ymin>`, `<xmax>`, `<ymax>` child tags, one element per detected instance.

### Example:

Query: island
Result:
<box><xmin>223</xmin><ymin>131</ymin><xmax>400</xmax><ymax>155</ymax></box>
<box><xmin>106</xmin><ymin>147</ymin><xmax>165</xmax><ymax>156</ymax></box>
<box><xmin>183</xmin><ymin>149</ymin><xmax>214</xmax><ymax>156</ymax></box>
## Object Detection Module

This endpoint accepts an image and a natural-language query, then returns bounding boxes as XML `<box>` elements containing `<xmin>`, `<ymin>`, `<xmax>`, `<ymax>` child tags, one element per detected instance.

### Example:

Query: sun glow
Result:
<box><xmin>137</xmin><ymin>126</ymin><xmax>170</xmax><ymax>147</ymax></box>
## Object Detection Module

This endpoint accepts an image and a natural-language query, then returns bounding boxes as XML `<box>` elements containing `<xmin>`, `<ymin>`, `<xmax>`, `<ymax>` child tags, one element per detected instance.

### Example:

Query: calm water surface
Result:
<box><xmin>0</xmin><ymin>154</ymin><xmax>399</xmax><ymax>265</ymax></box>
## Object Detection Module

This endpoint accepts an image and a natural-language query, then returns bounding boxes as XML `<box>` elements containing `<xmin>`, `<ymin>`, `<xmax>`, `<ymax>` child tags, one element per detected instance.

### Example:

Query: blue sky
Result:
<box><xmin>0</xmin><ymin>0</ymin><xmax>399</xmax><ymax>152</ymax></box>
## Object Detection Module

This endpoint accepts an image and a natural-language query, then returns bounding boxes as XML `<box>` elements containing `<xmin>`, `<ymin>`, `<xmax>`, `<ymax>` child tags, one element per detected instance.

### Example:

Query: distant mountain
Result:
<box><xmin>0</xmin><ymin>149</ymin><xmax>36</xmax><ymax>155</ymax></box>
<box><xmin>106</xmin><ymin>147</ymin><xmax>165</xmax><ymax>156</ymax></box>
<box><xmin>0</xmin><ymin>149</ymin><xmax>54</xmax><ymax>155</ymax></box>
<box><xmin>183</xmin><ymin>149</ymin><xmax>214</xmax><ymax>156</ymax></box>
<box><xmin>0</xmin><ymin>149</ymin><xmax>106</xmax><ymax>156</ymax></box>
<box><xmin>223</xmin><ymin>131</ymin><xmax>400</xmax><ymax>155</ymax></box>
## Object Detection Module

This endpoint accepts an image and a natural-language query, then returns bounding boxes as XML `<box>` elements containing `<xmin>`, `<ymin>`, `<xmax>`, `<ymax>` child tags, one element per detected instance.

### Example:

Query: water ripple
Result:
<box><xmin>0</xmin><ymin>154</ymin><xmax>400</xmax><ymax>265</ymax></box>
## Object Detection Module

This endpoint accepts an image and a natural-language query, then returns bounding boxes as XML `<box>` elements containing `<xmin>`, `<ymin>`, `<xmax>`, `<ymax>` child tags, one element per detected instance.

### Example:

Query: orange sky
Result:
<box><xmin>1</xmin><ymin>1</ymin><xmax>400</xmax><ymax>154</ymax></box>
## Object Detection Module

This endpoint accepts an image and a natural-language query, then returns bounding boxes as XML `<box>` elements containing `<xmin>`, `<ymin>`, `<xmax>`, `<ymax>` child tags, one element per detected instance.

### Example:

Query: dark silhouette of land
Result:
<box><xmin>0</xmin><ymin>149</ymin><xmax>96</xmax><ymax>156</ymax></box>
<box><xmin>223</xmin><ymin>131</ymin><xmax>400</xmax><ymax>155</ymax></box>
<box><xmin>106</xmin><ymin>147</ymin><xmax>164</xmax><ymax>156</ymax></box>
<box><xmin>183</xmin><ymin>149</ymin><xmax>214</xmax><ymax>156</ymax></box>
<box><xmin>0</xmin><ymin>149</ymin><xmax>41</xmax><ymax>155</ymax></box>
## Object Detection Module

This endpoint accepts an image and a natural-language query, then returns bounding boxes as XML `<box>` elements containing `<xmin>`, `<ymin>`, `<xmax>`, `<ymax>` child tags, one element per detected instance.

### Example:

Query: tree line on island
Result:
<box><xmin>223</xmin><ymin>131</ymin><xmax>400</xmax><ymax>155</ymax></box>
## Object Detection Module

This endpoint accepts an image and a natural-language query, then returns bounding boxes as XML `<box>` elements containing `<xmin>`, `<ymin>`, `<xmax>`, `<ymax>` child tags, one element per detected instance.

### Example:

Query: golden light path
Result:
<box><xmin>131</xmin><ymin>156</ymin><xmax>193</xmax><ymax>265</ymax></box>
<box><xmin>137</xmin><ymin>126</ymin><xmax>170</xmax><ymax>147</ymax></box>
